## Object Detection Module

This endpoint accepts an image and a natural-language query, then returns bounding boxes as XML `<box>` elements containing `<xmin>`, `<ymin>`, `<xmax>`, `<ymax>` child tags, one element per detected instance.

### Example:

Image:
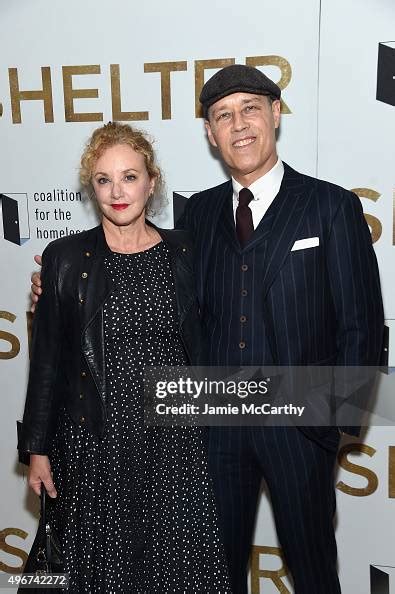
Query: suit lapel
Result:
<box><xmin>262</xmin><ymin>164</ymin><xmax>315</xmax><ymax>299</ymax></box>
<box><xmin>219</xmin><ymin>191</ymin><xmax>239</xmax><ymax>249</ymax></box>
<box><xmin>198</xmin><ymin>180</ymin><xmax>232</xmax><ymax>304</ymax></box>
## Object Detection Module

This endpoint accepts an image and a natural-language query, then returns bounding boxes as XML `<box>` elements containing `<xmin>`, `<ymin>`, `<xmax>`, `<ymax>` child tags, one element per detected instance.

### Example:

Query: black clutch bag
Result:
<box><xmin>23</xmin><ymin>484</ymin><xmax>64</xmax><ymax>576</ymax></box>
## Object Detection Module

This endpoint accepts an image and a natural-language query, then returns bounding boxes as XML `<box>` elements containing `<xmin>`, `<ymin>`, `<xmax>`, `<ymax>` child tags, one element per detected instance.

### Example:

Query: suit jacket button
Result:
<box><xmin>241</xmin><ymin>264</ymin><xmax>248</xmax><ymax>271</ymax></box>
<box><xmin>80</xmin><ymin>416</ymin><xmax>85</xmax><ymax>423</ymax></box>
<box><xmin>79</xmin><ymin>393</ymin><xmax>84</xmax><ymax>399</ymax></box>
<box><xmin>79</xmin><ymin>297</ymin><xmax>84</xmax><ymax>304</ymax></box>
<box><xmin>239</xmin><ymin>341</ymin><xmax>246</xmax><ymax>349</ymax></box>
<box><xmin>82</xmin><ymin>272</ymin><xmax>88</xmax><ymax>279</ymax></box>
<box><xmin>85</xmin><ymin>251</ymin><xmax>91</xmax><ymax>257</ymax></box>
<box><xmin>240</xmin><ymin>315</ymin><xmax>247</xmax><ymax>323</ymax></box>
<box><xmin>241</xmin><ymin>289</ymin><xmax>248</xmax><ymax>297</ymax></box>
<box><xmin>81</xmin><ymin>371</ymin><xmax>86</xmax><ymax>377</ymax></box>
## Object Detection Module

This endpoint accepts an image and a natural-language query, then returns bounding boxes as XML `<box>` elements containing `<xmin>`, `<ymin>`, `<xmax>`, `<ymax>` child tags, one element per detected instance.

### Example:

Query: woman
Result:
<box><xmin>18</xmin><ymin>122</ymin><xmax>230</xmax><ymax>592</ymax></box>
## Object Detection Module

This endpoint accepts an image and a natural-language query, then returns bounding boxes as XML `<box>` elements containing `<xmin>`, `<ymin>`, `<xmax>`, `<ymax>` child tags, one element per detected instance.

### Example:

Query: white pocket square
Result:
<box><xmin>291</xmin><ymin>237</ymin><xmax>319</xmax><ymax>251</ymax></box>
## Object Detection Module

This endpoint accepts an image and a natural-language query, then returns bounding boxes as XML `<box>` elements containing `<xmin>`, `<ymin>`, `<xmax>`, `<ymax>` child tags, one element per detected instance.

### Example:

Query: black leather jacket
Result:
<box><xmin>18</xmin><ymin>223</ymin><xmax>202</xmax><ymax>458</ymax></box>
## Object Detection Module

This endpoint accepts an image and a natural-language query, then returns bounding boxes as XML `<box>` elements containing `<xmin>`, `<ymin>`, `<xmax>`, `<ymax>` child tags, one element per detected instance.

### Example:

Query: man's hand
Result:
<box><xmin>28</xmin><ymin>454</ymin><xmax>57</xmax><ymax>498</ymax></box>
<box><xmin>30</xmin><ymin>255</ymin><xmax>42</xmax><ymax>313</ymax></box>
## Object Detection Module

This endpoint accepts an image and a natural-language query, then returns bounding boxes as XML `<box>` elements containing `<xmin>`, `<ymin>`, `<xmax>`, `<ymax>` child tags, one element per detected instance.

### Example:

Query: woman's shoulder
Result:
<box><xmin>155</xmin><ymin>226</ymin><xmax>194</xmax><ymax>250</ymax></box>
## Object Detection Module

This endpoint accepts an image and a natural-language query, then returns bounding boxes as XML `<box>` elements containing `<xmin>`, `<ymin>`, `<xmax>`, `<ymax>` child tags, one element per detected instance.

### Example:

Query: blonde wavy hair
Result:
<box><xmin>80</xmin><ymin>122</ymin><xmax>164</xmax><ymax>214</ymax></box>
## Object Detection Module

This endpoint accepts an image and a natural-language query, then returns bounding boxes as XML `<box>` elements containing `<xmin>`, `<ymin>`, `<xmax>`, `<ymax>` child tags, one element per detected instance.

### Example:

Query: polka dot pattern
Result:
<box><xmin>42</xmin><ymin>242</ymin><xmax>231</xmax><ymax>593</ymax></box>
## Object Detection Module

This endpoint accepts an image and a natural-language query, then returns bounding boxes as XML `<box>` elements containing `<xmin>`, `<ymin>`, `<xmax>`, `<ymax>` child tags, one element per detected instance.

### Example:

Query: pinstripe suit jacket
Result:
<box><xmin>177</xmin><ymin>163</ymin><xmax>384</xmax><ymax>444</ymax></box>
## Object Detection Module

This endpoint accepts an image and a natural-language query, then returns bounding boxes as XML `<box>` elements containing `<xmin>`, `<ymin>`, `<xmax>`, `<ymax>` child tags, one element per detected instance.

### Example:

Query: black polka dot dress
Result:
<box><xmin>44</xmin><ymin>242</ymin><xmax>231</xmax><ymax>593</ymax></box>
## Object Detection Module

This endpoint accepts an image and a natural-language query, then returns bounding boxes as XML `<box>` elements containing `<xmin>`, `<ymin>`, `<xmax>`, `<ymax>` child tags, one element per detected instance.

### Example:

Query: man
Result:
<box><xmin>175</xmin><ymin>65</ymin><xmax>384</xmax><ymax>593</ymax></box>
<box><xmin>31</xmin><ymin>65</ymin><xmax>383</xmax><ymax>593</ymax></box>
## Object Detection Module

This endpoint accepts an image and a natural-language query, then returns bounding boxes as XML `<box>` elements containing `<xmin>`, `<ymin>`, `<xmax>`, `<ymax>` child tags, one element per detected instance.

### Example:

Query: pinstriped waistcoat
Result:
<box><xmin>203</xmin><ymin>194</ymin><xmax>282</xmax><ymax>367</ymax></box>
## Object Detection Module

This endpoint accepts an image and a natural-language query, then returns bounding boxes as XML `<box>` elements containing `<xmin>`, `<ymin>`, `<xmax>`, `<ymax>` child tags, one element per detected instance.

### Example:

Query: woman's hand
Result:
<box><xmin>28</xmin><ymin>454</ymin><xmax>57</xmax><ymax>498</ymax></box>
<box><xmin>30</xmin><ymin>255</ymin><xmax>43</xmax><ymax>313</ymax></box>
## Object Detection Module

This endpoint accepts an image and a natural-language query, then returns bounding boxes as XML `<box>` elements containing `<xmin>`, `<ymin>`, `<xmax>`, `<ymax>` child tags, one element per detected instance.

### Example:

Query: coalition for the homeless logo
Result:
<box><xmin>371</xmin><ymin>565</ymin><xmax>395</xmax><ymax>593</ymax></box>
<box><xmin>0</xmin><ymin>193</ymin><xmax>30</xmax><ymax>245</ymax></box>
<box><xmin>376</xmin><ymin>41</ymin><xmax>395</xmax><ymax>106</ymax></box>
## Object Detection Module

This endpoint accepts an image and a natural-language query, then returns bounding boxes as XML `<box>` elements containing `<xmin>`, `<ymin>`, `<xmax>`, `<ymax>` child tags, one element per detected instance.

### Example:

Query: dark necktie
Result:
<box><xmin>236</xmin><ymin>187</ymin><xmax>254</xmax><ymax>247</ymax></box>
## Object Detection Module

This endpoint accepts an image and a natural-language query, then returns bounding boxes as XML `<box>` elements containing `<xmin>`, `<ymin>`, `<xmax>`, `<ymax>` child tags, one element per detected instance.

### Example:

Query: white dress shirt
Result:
<box><xmin>232</xmin><ymin>158</ymin><xmax>284</xmax><ymax>229</ymax></box>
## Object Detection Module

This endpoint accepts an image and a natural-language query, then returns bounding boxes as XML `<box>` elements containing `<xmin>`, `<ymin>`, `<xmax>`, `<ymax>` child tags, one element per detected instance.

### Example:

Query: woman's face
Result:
<box><xmin>91</xmin><ymin>143</ymin><xmax>155</xmax><ymax>228</ymax></box>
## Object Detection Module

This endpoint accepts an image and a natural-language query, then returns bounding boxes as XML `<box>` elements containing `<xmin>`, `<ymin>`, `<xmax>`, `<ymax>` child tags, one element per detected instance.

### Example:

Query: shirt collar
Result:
<box><xmin>232</xmin><ymin>158</ymin><xmax>284</xmax><ymax>202</ymax></box>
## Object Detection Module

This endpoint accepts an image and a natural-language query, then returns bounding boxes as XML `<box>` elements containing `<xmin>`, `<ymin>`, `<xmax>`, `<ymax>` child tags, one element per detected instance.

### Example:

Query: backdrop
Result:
<box><xmin>1</xmin><ymin>1</ymin><xmax>394</xmax><ymax>592</ymax></box>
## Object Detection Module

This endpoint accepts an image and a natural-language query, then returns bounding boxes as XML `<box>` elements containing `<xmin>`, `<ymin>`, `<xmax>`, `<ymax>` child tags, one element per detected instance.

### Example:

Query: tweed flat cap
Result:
<box><xmin>200</xmin><ymin>64</ymin><xmax>281</xmax><ymax>117</ymax></box>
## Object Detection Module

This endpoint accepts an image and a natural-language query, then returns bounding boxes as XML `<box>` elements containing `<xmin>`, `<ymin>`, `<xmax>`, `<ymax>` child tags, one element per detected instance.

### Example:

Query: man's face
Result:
<box><xmin>205</xmin><ymin>93</ymin><xmax>281</xmax><ymax>186</ymax></box>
